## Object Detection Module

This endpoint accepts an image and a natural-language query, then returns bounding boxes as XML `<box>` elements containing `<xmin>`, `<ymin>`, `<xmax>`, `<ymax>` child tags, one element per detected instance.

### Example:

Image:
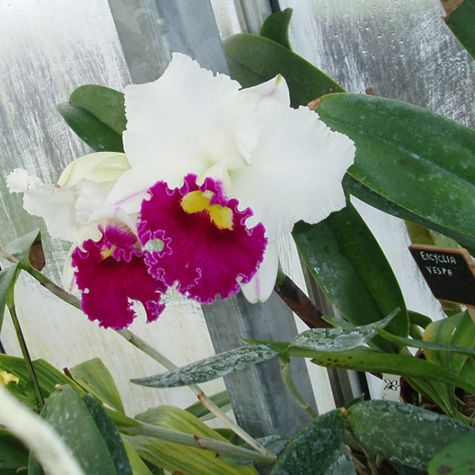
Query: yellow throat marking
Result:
<box><xmin>181</xmin><ymin>191</ymin><xmax>233</xmax><ymax>230</ymax></box>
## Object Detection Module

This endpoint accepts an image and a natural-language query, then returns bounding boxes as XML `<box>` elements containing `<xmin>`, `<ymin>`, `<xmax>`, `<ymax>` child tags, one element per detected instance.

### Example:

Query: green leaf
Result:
<box><xmin>0</xmin><ymin>429</ymin><xmax>29</xmax><ymax>467</ymax></box>
<box><xmin>345</xmin><ymin>400</ymin><xmax>475</xmax><ymax>471</ymax></box>
<box><xmin>0</xmin><ymin>355</ymin><xmax>82</xmax><ymax>407</ymax></box>
<box><xmin>185</xmin><ymin>390</ymin><xmax>231</xmax><ymax>421</ymax></box>
<box><xmin>30</xmin><ymin>385</ymin><xmax>119</xmax><ymax>474</ymax></box>
<box><xmin>343</xmin><ymin>175</ymin><xmax>475</xmax><ymax>255</ymax></box>
<box><xmin>5</xmin><ymin>229</ymin><xmax>41</xmax><ymax>266</ymax></box>
<box><xmin>271</xmin><ymin>410</ymin><xmax>355</xmax><ymax>475</ymax></box>
<box><xmin>441</xmin><ymin>0</ymin><xmax>475</xmax><ymax>59</ymax></box>
<box><xmin>69</xmin><ymin>357</ymin><xmax>125</xmax><ymax>413</ymax></box>
<box><xmin>288</xmin><ymin>310</ymin><xmax>400</xmax><ymax>355</ymax></box>
<box><xmin>305</xmin><ymin>347</ymin><xmax>475</xmax><ymax>395</ymax></box>
<box><xmin>293</xmin><ymin>201</ymin><xmax>408</xmax><ymax>350</ymax></box>
<box><xmin>127</xmin><ymin>405</ymin><xmax>259</xmax><ymax>475</ymax></box>
<box><xmin>314</xmin><ymin>94</ymin><xmax>475</xmax><ymax>250</ymax></box>
<box><xmin>82</xmin><ymin>394</ymin><xmax>132</xmax><ymax>474</ymax></box>
<box><xmin>423</xmin><ymin>311</ymin><xmax>475</xmax><ymax>375</ymax></box>
<box><xmin>0</xmin><ymin>265</ymin><xmax>19</xmax><ymax>333</ymax></box>
<box><xmin>429</xmin><ymin>433</ymin><xmax>475</xmax><ymax>474</ymax></box>
<box><xmin>374</xmin><ymin>325</ymin><xmax>475</xmax><ymax>356</ymax></box>
<box><xmin>57</xmin><ymin>85</ymin><xmax>126</xmax><ymax>152</ymax></box>
<box><xmin>259</xmin><ymin>9</ymin><xmax>293</xmax><ymax>50</ymax></box>
<box><xmin>131</xmin><ymin>344</ymin><xmax>279</xmax><ymax>388</ymax></box>
<box><xmin>223</xmin><ymin>33</ymin><xmax>344</xmax><ymax>108</ymax></box>
<box><xmin>121</xmin><ymin>438</ymin><xmax>155</xmax><ymax>475</ymax></box>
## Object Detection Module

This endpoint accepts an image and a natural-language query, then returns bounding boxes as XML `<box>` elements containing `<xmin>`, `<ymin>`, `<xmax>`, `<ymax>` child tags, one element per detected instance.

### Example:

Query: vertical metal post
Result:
<box><xmin>107</xmin><ymin>0</ymin><xmax>316</xmax><ymax>438</ymax></box>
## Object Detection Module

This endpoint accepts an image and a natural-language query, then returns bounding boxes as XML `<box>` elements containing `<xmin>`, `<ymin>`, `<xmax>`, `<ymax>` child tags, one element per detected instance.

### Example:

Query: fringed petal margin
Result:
<box><xmin>72</xmin><ymin>221</ymin><xmax>166</xmax><ymax>329</ymax></box>
<box><xmin>139</xmin><ymin>174</ymin><xmax>267</xmax><ymax>304</ymax></box>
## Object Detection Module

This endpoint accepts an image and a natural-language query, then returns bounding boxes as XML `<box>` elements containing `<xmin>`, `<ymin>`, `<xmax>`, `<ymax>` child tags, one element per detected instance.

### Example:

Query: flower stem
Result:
<box><xmin>116</xmin><ymin>328</ymin><xmax>273</xmax><ymax>456</ymax></box>
<box><xmin>280</xmin><ymin>359</ymin><xmax>318</xmax><ymax>419</ymax></box>
<box><xmin>6</xmin><ymin>288</ymin><xmax>45</xmax><ymax>411</ymax></box>
<box><xmin>12</xmin><ymin>257</ymin><xmax>272</xmax><ymax>457</ymax></box>
<box><xmin>120</xmin><ymin>420</ymin><xmax>277</xmax><ymax>464</ymax></box>
<box><xmin>275</xmin><ymin>271</ymin><xmax>331</xmax><ymax>329</ymax></box>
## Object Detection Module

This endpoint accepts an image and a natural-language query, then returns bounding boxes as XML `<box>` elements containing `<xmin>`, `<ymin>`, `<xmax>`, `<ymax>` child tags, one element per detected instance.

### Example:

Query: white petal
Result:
<box><xmin>58</xmin><ymin>152</ymin><xmax>130</xmax><ymax>188</ymax></box>
<box><xmin>240</xmin><ymin>241</ymin><xmax>279</xmax><ymax>303</ymax></box>
<box><xmin>123</xmin><ymin>53</ymin><xmax>262</xmax><ymax>187</ymax></box>
<box><xmin>7</xmin><ymin>168</ymin><xmax>42</xmax><ymax>193</ymax></box>
<box><xmin>231</xmin><ymin>106</ymin><xmax>355</xmax><ymax>240</ymax></box>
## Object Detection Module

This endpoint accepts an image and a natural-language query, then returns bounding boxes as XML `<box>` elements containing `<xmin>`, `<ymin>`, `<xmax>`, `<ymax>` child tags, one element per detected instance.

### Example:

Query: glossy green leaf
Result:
<box><xmin>271</xmin><ymin>410</ymin><xmax>355</xmax><ymax>475</ymax></box>
<box><xmin>31</xmin><ymin>385</ymin><xmax>119</xmax><ymax>474</ymax></box>
<box><xmin>315</xmin><ymin>94</ymin><xmax>475</xmax><ymax>250</ymax></box>
<box><xmin>293</xmin><ymin>202</ymin><xmax>408</xmax><ymax>350</ymax></box>
<box><xmin>345</xmin><ymin>400</ymin><xmax>475</xmax><ymax>471</ymax></box>
<box><xmin>343</xmin><ymin>175</ymin><xmax>475</xmax><ymax>255</ymax></box>
<box><xmin>429</xmin><ymin>433</ymin><xmax>475</xmax><ymax>474</ymax></box>
<box><xmin>127</xmin><ymin>405</ymin><xmax>259</xmax><ymax>475</ymax></box>
<box><xmin>223</xmin><ymin>33</ymin><xmax>344</xmax><ymax>108</ymax></box>
<box><xmin>82</xmin><ymin>394</ymin><xmax>132</xmax><ymax>474</ymax></box>
<box><xmin>131</xmin><ymin>344</ymin><xmax>279</xmax><ymax>388</ymax></box>
<box><xmin>441</xmin><ymin>0</ymin><xmax>475</xmax><ymax>59</ymax></box>
<box><xmin>259</xmin><ymin>8</ymin><xmax>293</xmax><ymax>50</ymax></box>
<box><xmin>57</xmin><ymin>85</ymin><xmax>126</xmax><ymax>152</ymax></box>
<box><xmin>0</xmin><ymin>265</ymin><xmax>19</xmax><ymax>333</ymax></box>
<box><xmin>288</xmin><ymin>310</ymin><xmax>400</xmax><ymax>355</ymax></box>
<box><xmin>305</xmin><ymin>347</ymin><xmax>475</xmax><ymax>395</ymax></box>
<box><xmin>69</xmin><ymin>357</ymin><xmax>125</xmax><ymax>413</ymax></box>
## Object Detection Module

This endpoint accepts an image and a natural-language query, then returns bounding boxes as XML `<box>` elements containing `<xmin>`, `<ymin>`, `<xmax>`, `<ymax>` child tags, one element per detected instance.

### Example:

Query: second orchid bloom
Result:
<box><xmin>8</xmin><ymin>53</ymin><xmax>355</xmax><ymax>329</ymax></box>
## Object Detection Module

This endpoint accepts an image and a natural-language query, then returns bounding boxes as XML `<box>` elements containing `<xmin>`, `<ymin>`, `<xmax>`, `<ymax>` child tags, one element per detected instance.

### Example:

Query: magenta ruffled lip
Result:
<box><xmin>72</xmin><ymin>221</ymin><xmax>167</xmax><ymax>329</ymax></box>
<box><xmin>138</xmin><ymin>174</ymin><xmax>267</xmax><ymax>304</ymax></box>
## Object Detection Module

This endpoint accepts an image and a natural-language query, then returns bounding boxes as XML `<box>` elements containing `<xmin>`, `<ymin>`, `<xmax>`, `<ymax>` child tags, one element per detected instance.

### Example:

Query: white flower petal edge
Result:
<box><xmin>7</xmin><ymin>152</ymin><xmax>131</xmax><ymax>242</ymax></box>
<box><xmin>240</xmin><ymin>241</ymin><xmax>279</xmax><ymax>303</ymax></box>
<box><xmin>123</xmin><ymin>53</ymin><xmax>263</xmax><ymax>188</ymax></box>
<box><xmin>231</xmin><ymin>103</ymin><xmax>355</xmax><ymax>241</ymax></box>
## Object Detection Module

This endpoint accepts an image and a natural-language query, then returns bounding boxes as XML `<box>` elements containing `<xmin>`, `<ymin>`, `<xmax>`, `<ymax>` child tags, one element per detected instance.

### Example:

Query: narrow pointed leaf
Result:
<box><xmin>293</xmin><ymin>202</ymin><xmax>408</xmax><ymax>351</ymax></box>
<box><xmin>345</xmin><ymin>400</ymin><xmax>475</xmax><ymax>471</ymax></box>
<box><xmin>429</xmin><ymin>433</ymin><xmax>475</xmax><ymax>475</ymax></box>
<box><xmin>288</xmin><ymin>309</ymin><xmax>400</xmax><ymax>355</ymax></box>
<box><xmin>131</xmin><ymin>344</ymin><xmax>279</xmax><ymax>388</ymax></box>
<box><xmin>5</xmin><ymin>229</ymin><xmax>41</xmax><ymax>266</ymax></box>
<box><xmin>69</xmin><ymin>357</ymin><xmax>125</xmax><ymax>413</ymax></box>
<box><xmin>441</xmin><ymin>0</ymin><xmax>475</xmax><ymax>59</ymax></box>
<box><xmin>315</xmin><ymin>94</ymin><xmax>475</xmax><ymax>249</ymax></box>
<box><xmin>374</xmin><ymin>325</ymin><xmax>475</xmax><ymax>356</ymax></box>
<box><xmin>304</xmin><ymin>347</ymin><xmax>475</xmax><ymax>395</ymax></box>
<box><xmin>223</xmin><ymin>33</ymin><xmax>344</xmax><ymax>108</ymax></box>
<box><xmin>259</xmin><ymin>9</ymin><xmax>293</xmax><ymax>49</ymax></box>
<box><xmin>0</xmin><ymin>265</ymin><xmax>19</xmax><ymax>332</ymax></box>
<box><xmin>121</xmin><ymin>438</ymin><xmax>156</xmax><ymax>475</ymax></box>
<box><xmin>270</xmin><ymin>410</ymin><xmax>355</xmax><ymax>475</ymax></box>
<box><xmin>127</xmin><ymin>405</ymin><xmax>259</xmax><ymax>475</ymax></box>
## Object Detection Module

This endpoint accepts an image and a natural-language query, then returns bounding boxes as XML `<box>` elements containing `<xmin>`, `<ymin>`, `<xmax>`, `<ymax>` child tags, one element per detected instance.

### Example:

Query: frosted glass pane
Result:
<box><xmin>0</xmin><ymin>0</ymin><xmax>224</xmax><ymax>414</ymax></box>
<box><xmin>279</xmin><ymin>0</ymin><xmax>474</xmax><ymax>126</ymax></box>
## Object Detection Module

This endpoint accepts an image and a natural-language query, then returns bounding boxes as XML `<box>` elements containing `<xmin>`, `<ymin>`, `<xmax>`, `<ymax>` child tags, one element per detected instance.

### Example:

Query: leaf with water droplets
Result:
<box><xmin>131</xmin><ymin>344</ymin><xmax>279</xmax><ymax>388</ymax></box>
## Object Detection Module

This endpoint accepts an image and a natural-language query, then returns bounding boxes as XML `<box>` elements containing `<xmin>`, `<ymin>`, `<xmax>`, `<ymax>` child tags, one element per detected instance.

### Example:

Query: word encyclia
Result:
<box><xmin>7</xmin><ymin>53</ymin><xmax>355</xmax><ymax>329</ymax></box>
